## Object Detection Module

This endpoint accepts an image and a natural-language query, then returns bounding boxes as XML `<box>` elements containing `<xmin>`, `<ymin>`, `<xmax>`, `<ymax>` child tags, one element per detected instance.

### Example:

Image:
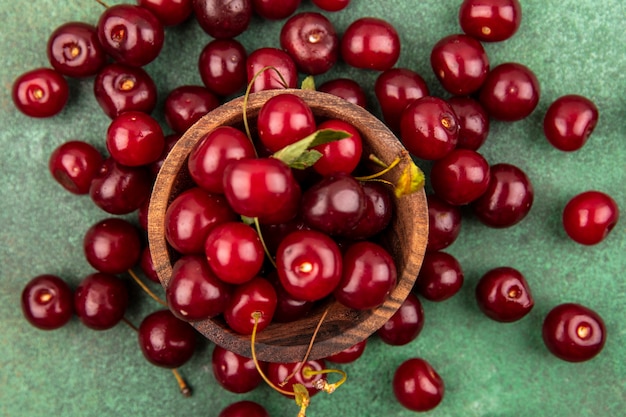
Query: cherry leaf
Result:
<box><xmin>395</xmin><ymin>160</ymin><xmax>425</xmax><ymax>198</ymax></box>
<box><xmin>272</xmin><ymin>128</ymin><xmax>350</xmax><ymax>169</ymax></box>
<box><xmin>301</xmin><ymin>75</ymin><xmax>316</xmax><ymax>91</ymax></box>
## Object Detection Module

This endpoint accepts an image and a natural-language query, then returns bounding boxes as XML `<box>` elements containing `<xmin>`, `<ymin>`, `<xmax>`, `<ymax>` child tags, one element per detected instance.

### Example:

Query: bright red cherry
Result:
<box><xmin>350</xmin><ymin>181</ymin><xmax>394</xmax><ymax>240</ymax></box>
<box><xmin>74</xmin><ymin>272</ymin><xmax>129</xmax><ymax>330</ymax></box>
<box><xmin>341</xmin><ymin>17</ymin><xmax>400</xmax><ymax>71</ymax></box>
<box><xmin>21</xmin><ymin>275</ymin><xmax>74</xmax><ymax>330</ymax></box>
<box><xmin>12</xmin><ymin>68</ymin><xmax>69</xmax><ymax>118</ymax></box>
<box><xmin>475</xmin><ymin>266</ymin><xmax>534</xmax><ymax>322</ymax></box>
<box><xmin>393</xmin><ymin>358</ymin><xmax>444</xmax><ymax>412</ymax></box>
<box><xmin>48</xmin><ymin>140</ymin><xmax>103</xmax><ymax>195</ymax></box>
<box><xmin>459</xmin><ymin>0</ymin><xmax>522</xmax><ymax>42</ymax></box>
<box><xmin>252</xmin><ymin>0</ymin><xmax>300</xmax><ymax>20</ymax></box>
<box><xmin>266</xmin><ymin>360</ymin><xmax>326</xmax><ymax>398</ymax></box>
<box><xmin>198</xmin><ymin>39</ymin><xmax>247</xmax><ymax>97</ymax></box>
<box><xmin>163</xmin><ymin>85</ymin><xmax>220</xmax><ymax>134</ymax></box>
<box><xmin>138</xmin><ymin>309</ymin><xmax>197</xmax><ymax>368</ymax></box>
<box><xmin>47</xmin><ymin>22</ymin><xmax>107</xmax><ymax>78</ymax></box>
<box><xmin>139</xmin><ymin>245</ymin><xmax>160</xmax><ymax>283</ymax></box>
<box><xmin>212</xmin><ymin>345</ymin><xmax>265</xmax><ymax>393</ymax></box>
<box><xmin>313</xmin><ymin>0</ymin><xmax>350</xmax><ymax>11</ymax></box>
<box><xmin>447</xmin><ymin>96</ymin><xmax>490</xmax><ymax>151</ymax></box>
<box><xmin>312</xmin><ymin>119</ymin><xmax>363</xmax><ymax>176</ymax></box>
<box><xmin>218</xmin><ymin>401</ymin><xmax>269</xmax><ymax>417</ymax></box>
<box><xmin>430</xmin><ymin>149</ymin><xmax>490</xmax><ymax>206</ymax></box>
<box><xmin>543</xmin><ymin>94</ymin><xmax>599</xmax><ymax>151</ymax></box>
<box><xmin>325</xmin><ymin>339</ymin><xmax>367</xmax><ymax>363</ymax></box>
<box><xmin>83</xmin><ymin>217</ymin><xmax>142</xmax><ymax>274</ymax></box>
<box><xmin>426</xmin><ymin>194</ymin><xmax>462</xmax><ymax>252</ymax></box>
<box><xmin>375</xmin><ymin>68</ymin><xmax>429</xmax><ymax>133</ymax></box>
<box><xmin>93</xmin><ymin>63</ymin><xmax>157</xmax><ymax>118</ymax></box>
<box><xmin>106</xmin><ymin>111</ymin><xmax>165</xmax><ymax>167</ymax></box>
<box><xmin>193</xmin><ymin>0</ymin><xmax>252</xmax><ymax>39</ymax></box>
<box><xmin>246</xmin><ymin>47</ymin><xmax>298</xmax><ymax>92</ymax></box>
<box><xmin>562</xmin><ymin>191</ymin><xmax>619</xmax><ymax>245</ymax></box>
<box><xmin>416</xmin><ymin>251</ymin><xmax>464</xmax><ymax>302</ymax></box>
<box><xmin>377</xmin><ymin>293</ymin><xmax>424</xmax><ymax>345</ymax></box>
<box><xmin>257</xmin><ymin>93</ymin><xmax>316</xmax><ymax>152</ymax></box>
<box><xmin>224</xmin><ymin>277</ymin><xmax>277</xmax><ymax>334</ymax></box>
<box><xmin>138</xmin><ymin>0</ymin><xmax>193</xmax><ymax>26</ymax></box>
<box><xmin>318</xmin><ymin>78</ymin><xmax>368</xmax><ymax>108</ymax></box>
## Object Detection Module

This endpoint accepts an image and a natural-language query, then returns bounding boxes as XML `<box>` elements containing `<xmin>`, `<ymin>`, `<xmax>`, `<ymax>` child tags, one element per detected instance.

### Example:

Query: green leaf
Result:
<box><xmin>272</xmin><ymin>128</ymin><xmax>350</xmax><ymax>169</ymax></box>
<box><xmin>395</xmin><ymin>160</ymin><xmax>425</xmax><ymax>198</ymax></box>
<box><xmin>288</xmin><ymin>150</ymin><xmax>324</xmax><ymax>170</ymax></box>
<box><xmin>293</xmin><ymin>383</ymin><xmax>310</xmax><ymax>407</ymax></box>
<box><xmin>301</xmin><ymin>75</ymin><xmax>316</xmax><ymax>91</ymax></box>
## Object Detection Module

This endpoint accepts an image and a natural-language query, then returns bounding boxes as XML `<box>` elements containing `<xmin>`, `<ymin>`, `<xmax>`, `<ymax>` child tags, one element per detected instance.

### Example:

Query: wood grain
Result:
<box><xmin>148</xmin><ymin>89</ymin><xmax>428</xmax><ymax>363</ymax></box>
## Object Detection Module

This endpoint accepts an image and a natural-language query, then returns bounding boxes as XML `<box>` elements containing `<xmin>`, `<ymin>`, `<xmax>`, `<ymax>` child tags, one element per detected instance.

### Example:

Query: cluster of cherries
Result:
<box><xmin>15</xmin><ymin>0</ymin><xmax>621</xmax><ymax>416</ymax></box>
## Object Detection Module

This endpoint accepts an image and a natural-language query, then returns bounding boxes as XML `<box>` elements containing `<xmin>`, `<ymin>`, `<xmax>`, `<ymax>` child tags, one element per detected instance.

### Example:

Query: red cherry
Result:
<box><xmin>12</xmin><ymin>68</ymin><xmax>69</xmax><ymax>118</ymax></box>
<box><xmin>543</xmin><ymin>94</ymin><xmax>599</xmax><ymax>151</ymax></box>
<box><xmin>198</xmin><ymin>39</ymin><xmax>248</xmax><ymax>97</ymax></box>
<box><xmin>377</xmin><ymin>292</ymin><xmax>424</xmax><ymax>345</ymax></box>
<box><xmin>193</xmin><ymin>0</ymin><xmax>252</xmax><ymax>39</ymax></box>
<box><xmin>93</xmin><ymin>62</ymin><xmax>157</xmax><ymax>118</ymax></box>
<box><xmin>138</xmin><ymin>0</ymin><xmax>193</xmax><ymax>26</ymax></box>
<box><xmin>257</xmin><ymin>93</ymin><xmax>316</xmax><ymax>152</ymax></box>
<box><xmin>475</xmin><ymin>266</ymin><xmax>534</xmax><ymax>322</ymax></box>
<box><xmin>83</xmin><ymin>217</ymin><xmax>142</xmax><ymax>274</ymax></box>
<box><xmin>325</xmin><ymin>339</ymin><xmax>367</xmax><ymax>363</ymax></box>
<box><xmin>266</xmin><ymin>360</ymin><xmax>326</xmax><ymax>398</ymax></box>
<box><xmin>447</xmin><ymin>96</ymin><xmax>490</xmax><ymax>151</ymax></box>
<box><xmin>416</xmin><ymin>251</ymin><xmax>464</xmax><ymax>302</ymax></box>
<box><xmin>312</xmin><ymin>119</ymin><xmax>363</xmax><ymax>176</ymax></box>
<box><xmin>218</xmin><ymin>401</ymin><xmax>269</xmax><ymax>417</ymax></box>
<box><xmin>21</xmin><ymin>275</ymin><xmax>74</xmax><ymax>330</ymax></box>
<box><xmin>430</xmin><ymin>149</ymin><xmax>490</xmax><ymax>206</ymax></box>
<box><xmin>47</xmin><ymin>22</ymin><xmax>107</xmax><ymax>78</ymax></box>
<box><xmin>138</xmin><ymin>309</ymin><xmax>197</xmax><ymax>368</ymax></box>
<box><xmin>393</xmin><ymin>358</ymin><xmax>444</xmax><ymax>412</ymax></box>
<box><xmin>562</xmin><ymin>191</ymin><xmax>619</xmax><ymax>245</ymax></box>
<box><xmin>312</xmin><ymin>0</ymin><xmax>350</xmax><ymax>12</ymax></box>
<box><xmin>74</xmin><ymin>272</ymin><xmax>129</xmax><ymax>330</ymax></box>
<box><xmin>48</xmin><ymin>140</ymin><xmax>103</xmax><ymax>195</ymax></box>
<box><xmin>211</xmin><ymin>345</ymin><xmax>265</xmax><ymax>393</ymax></box>
<box><xmin>106</xmin><ymin>111</ymin><xmax>165</xmax><ymax>167</ymax></box>
<box><xmin>246</xmin><ymin>47</ymin><xmax>298</xmax><ymax>93</ymax></box>
<box><xmin>163</xmin><ymin>85</ymin><xmax>220</xmax><ymax>134</ymax></box>
<box><xmin>318</xmin><ymin>78</ymin><xmax>367</xmax><ymax>108</ymax></box>
<box><xmin>341</xmin><ymin>17</ymin><xmax>400</xmax><ymax>71</ymax></box>
<box><xmin>252</xmin><ymin>0</ymin><xmax>300</xmax><ymax>20</ymax></box>
<box><xmin>459</xmin><ymin>0</ymin><xmax>522</xmax><ymax>42</ymax></box>
<box><xmin>375</xmin><ymin>68</ymin><xmax>429</xmax><ymax>133</ymax></box>
<box><xmin>426</xmin><ymin>194</ymin><xmax>462</xmax><ymax>252</ymax></box>
<box><xmin>224</xmin><ymin>277</ymin><xmax>277</xmax><ymax>335</ymax></box>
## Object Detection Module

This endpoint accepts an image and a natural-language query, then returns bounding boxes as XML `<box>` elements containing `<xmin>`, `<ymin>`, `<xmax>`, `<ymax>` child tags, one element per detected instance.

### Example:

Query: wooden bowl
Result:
<box><xmin>148</xmin><ymin>88</ymin><xmax>428</xmax><ymax>363</ymax></box>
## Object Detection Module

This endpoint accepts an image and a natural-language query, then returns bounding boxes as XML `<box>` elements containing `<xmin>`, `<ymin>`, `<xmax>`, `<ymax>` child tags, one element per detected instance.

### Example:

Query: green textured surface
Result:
<box><xmin>1</xmin><ymin>1</ymin><xmax>625</xmax><ymax>416</ymax></box>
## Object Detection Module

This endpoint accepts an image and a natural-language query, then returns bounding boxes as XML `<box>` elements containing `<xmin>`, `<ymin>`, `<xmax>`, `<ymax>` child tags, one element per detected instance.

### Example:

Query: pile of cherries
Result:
<box><xmin>15</xmin><ymin>0</ymin><xmax>620</xmax><ymax>415</ymax></box>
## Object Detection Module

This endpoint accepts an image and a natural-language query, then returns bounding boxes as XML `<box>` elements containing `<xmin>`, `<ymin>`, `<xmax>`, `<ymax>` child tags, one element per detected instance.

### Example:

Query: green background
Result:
<box><xmin>1</xmin><ymin>0</ymin><xmax>625</xmax><ymax>416</ymax></box>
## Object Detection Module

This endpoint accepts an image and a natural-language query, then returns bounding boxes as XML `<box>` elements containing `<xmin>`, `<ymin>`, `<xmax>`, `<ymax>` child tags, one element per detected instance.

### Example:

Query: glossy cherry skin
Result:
<box><xmin>83</xmin><ymin>217</ymin><xmax>142</xmax><ymax>274</ymax></box>
<box><xmin>89</xmin><ymin>157</ymin><xmax>152</xmax><ymax>214</ymax></box>
<box><xmin>430</xmin><ymin>149</ymin><xmax>490</xmax><ymax>206</ymax></box>
<box><xmin>94</xmin><ymin>63</ymin><xmax>158</xmax><ymax>118</ymax></box>
<box><xmin>375</xmin><ymin>68</ymin><xmax>429</xmax><ymax>133</ymax></box>
<box><xmin>431</xmin><ymin>33</ymin><xmax>489</xmax><ymax>95</ymax></box>
<box><xmin>471</xmin><ymin>163</ymin><xmax>534</xmax><ymax>228</ymax></box>
<box><xmin>318</xmin><ymin>78</ymin><xmax>367</xmax><ymax>108</ymax></box>
<box><xmin>212</xmin><ymin>345</ymin><xmax>265</xmax><ymax>393</ymax></box>
<box><xmin>165</xmin><ymin>187</ymin><xmax>238</xmax><ymax>254</ymax></box>
<box><xmin>138</xmin><ymin>309</ymin><xmax>197</xmax><ymax>368</ymax></box>
<box><xmin>74</xmin><ymin>272</ymin><xmax>129</xmax><ymax>330</ymax></box>
<box><xmin>341</xmin><ymin>17</ymin><xmax>400</xmax><ymax>71</ymax></box>
<box><xmin>246</xmin><ymin>47</ymin><xmax>298</xmax><ymax>92</ymax></box>
<box><xmin>312</xmin><ymin>119</ymin><xmax>363</xmax><ymax>176</ymax></box>
<box><xmin>448</xmin><ymin>96</ymin><xmax>490</xmax><ymax>151</ymax></box>
<box><xmin>167</xmin><ymin>255</ymin><xmax>233</xmax><ymax>321</ymax></box>
<box><xmin>224</xmin><ymin>277</ymin><xmax>277</xmax><ymax>334</ymax></box>
<box><xmin>193</xmin><ymin>0</ymin><xmax>252</xmax><ymax>39</ymax></box>
<box><xmin>106</xmin><ymin>111</ymin><xmax>165</xmax><ymax>166</ymax></box>
<box><xmin>164</xmin><ymin>85</ymin><xmax>220</xmax><ymax>133</ymax></box>
<box><xmin>268</xmin><ymin>271</ymin><xmax>314</xmax><ymax>323</ymax></box>
<box><xmin>149</xmin><ymin>133</ymin><xmax>181</xmax><ymax>178</ymax></box>
<box><xmin>138</xmin><ymin>0</ymin><xmax>193</xmax><ymax>26</ymax></box>
<box><xmin>266</xmin><ymin>360</ymin><xmax>326</xmax><ymax>398</ymax></box>
<box><xmin>377</xmin><ymin>293</ymin><xmax>424</xmax><ymax>345</ymax></box>
<box><xmin>335</xmin><ymin>241</ymin><xmax>397</xmax><ymax>310</ymax></box>
<box><xmin>198</xmin><ymin>39</ymin><xmax>247</xmax><ymax>97</ymax></box>
<box><xmin>252</xmin><ymin>0</ymin><xmax>300</xmax><ymax>20</ymax></box>
<box><xmin>139</xmin><ymin>245</ymin><xmax>160</xmax><ymax>283</ymax></box>
<box><xmin>48</xmin><ymin>140</ymin><xmax>103</xmax><ymax>195</ymax></box>
<box><xmin>416</xmin><ymin>251</ymin><xmax>464</xmax><ymax>302</ymax></box>
<box><xmin>350</xmin><ymin>181</ymin><xmax>394</xmax><ymax>240</ymax></box>
<box><xmin>325</xmin><ymin>339</ymin><xmax>367</xmax><ymax>363</ymax></box>
<box><xmin>97</xmin><ymin>4</ymin><xmax>164</xmax><ymax>67</ymax></box>
<box><xmin>277</xmin><ymin>229</ymin><xmax>342</xmax><ymax>301</ymax></box>
<box><xmin>393</xmin><ymin>358</ymin><xmax>444</xmax><ymax>412</ymax></box>
<box><xmin>478</xmin><ymin>62</ymin><xmax>540</xmax><ymax>121</ymax></box>
<box><xmin>218</xmin><ymin>401</ymin><xmax>269</xmax><ymax>417</ymax></box>
<box><xmin>313</xmin><ymin>0</ymin><xmax>350</xmax><ymax>11</ymax></box>
<box><xmin>562</xmin><ymin>191</ymin><xmax>619</xmax><ymax>245</ymax></box>
<box><xmin>12</xmin><ymin>68</ymin><xmax>68</xmax><ymax>118</ymax></box>
<box><xmin>475</xmin><ymin>267</ymin><xmax>533</xmax><ymax>322</ymax></box>
<box><xmin>459</xmin><ymin>0</ymin><xmax>522</xmax><ymax>42</ymax></box>
<box><xmin>47</xmin><ymin>22</ymin><xmax>106</xmax><ymax>78</ymax></box>
<box><xmin>542</xmin><ymin>303</ymin><xmax>606</xmax><ymax>362</ymax></box>
<box><xmin>21</xmin><ymin>275</ymin><xmax>74</xmax><ymax>330</ymax></box>
<box><xmin>426</xmin><ymin>194</ymin><xmax>462</xmax><ymax>252</ymax></box>
<box><xmin>204</xmin><ymin>222</ymin><xmax>264</xmax><ymax>284</ymax></box>
<box><xmin>400</xmin><ymin>96</ymin><xmax>459</xmax><ymax>161</ymax></box>
<box><xmin>257</xmin><ymin>93</ymin><xmax>316</xmax><ymax>152</ymax></box>
<box><xmin>543</xmin><ymin>94</ymin><xmax>599</xmax><ymax>151</ymax></box>
<box><xmin>188</xmin><ymin>126</ymin><xmax>256</xmax><ymax>194</ymax></box>
<box><xmin>280</xmin><ymin>12</ymin><xmax>339</xmax><ymax>75</ymax></box>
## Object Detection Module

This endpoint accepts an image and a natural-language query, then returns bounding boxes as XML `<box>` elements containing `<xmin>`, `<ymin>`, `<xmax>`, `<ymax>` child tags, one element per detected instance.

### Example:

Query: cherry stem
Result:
<box><xmin>127</xmin><ymin>269</ymin><xmax>167</xmax><ymax>307</ymax></box>
<box><xmin>94</xmin><ymin>0</ymin><xmax>109</xmax><ymax>8</ymax></box>
<box><xmin>122</xmin><ymin>316</ymin><xmax>139</xmax><ymax>332</ymax></box>
<box><xmin>355</xmin><ymin>155</ymin><xmax>401</xmax><ymax>181</ymax></box>
<box><xmin>171</xmin><ymin>368</ymin><xmax>192</xmax><ymax>397</ymax></box>
<box><xmin>303</xmin><ymin>367</ymin><xmax>347</xmax><ymax>394</ymax></box>
<box><xmin>253</xmin><ymin>217</ymin><xmax>277</xmax><ymax>269</ymax></box>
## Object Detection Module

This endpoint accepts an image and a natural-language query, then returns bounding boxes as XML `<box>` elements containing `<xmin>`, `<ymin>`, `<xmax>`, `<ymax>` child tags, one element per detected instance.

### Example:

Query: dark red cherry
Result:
<box><xmin>562</xmin><ymin>191</ymin><xmax>619</xmax><ymax>245</ymax></box>
<box><xmin>257</xmin><ymin>93</ymin><xmax>316</xmax><ymax>152</ymax></box>
<box><xmin>543</xmin><ymin>94</ymin><xmax>599</xmax><ymax>152</ymax></box>
<box><xmin>138</xmin><ymin>309</ymin><xmax>197</xmax><ymax>368</ymax></box>
<box><xmin>341</xmin><ymin>17</ymin><xmax>400</xmax><ymax>71</ymax></box>
<box><xmin>12</xmin><ymin>68</ymin><xmax>69</xmax><ymax>118</ymax></box>
<box><xmin>350</xmin><ymin>181</ymin><xmax>394</xmax><ymax>240</ymax></box>
<box><xmin>542</xmin><ymin>303</ymin><xmax>606</xmax><ymax>362</ymax></box>
<box><xmin>266</xmin><ymin>360</ymin><xmax>326</xmax><ymax>398</ymax></box>
<box><xmin>74</xmin><ymin>272</ymin><xmax>129</xmax><ymax>330</ymax></box>
<box><xmin>246</xmin><ymin>47</ymin><xmax>298</xmax><ymax>92</ymax></box>
<box><xmin>475</xmin><ymin>266</ymin><xmax>534</xmax><ymax>322</ymax></box>
<box><xmin>375</xmin><ymin>68</ymin><xmax>429</xmax><ymax>133</ymax></box>
<box><xmin>459</xmin><ymin>0</ymin><xmax>522</xmax><ymax>42</ymax></box>
<box><xmin>431</xmin><ymin>33</ymin><xmax>489</xmax><ymax>95</ymax></box>
<box><xmin>106</xmin><ymin>111</ymin><xmax>165</xmax><ymax>167</ymax></box>
<box><xmin>377</xmin><ymin>292</ymin><xmax>424</xmax><ymax>345</ymax></box>
<box><xmin>478</xmin><ymin>62</ymin><xmax>540</xmax><ymax>121</ymax></box>
<box><xmin>83</xmin><ymin>217</ymin><xmax>142</xmax><ymax>274</ymax></box>
<box><xmin>318</xmin><ymin>78</ymin><xmax>367</xmax><ymax>108</ymax></box>
<box><xmin>313</xmin><ymin>0</ymin><xmax>350</xmax><ymax>11</ymax></box>
<box><xmin>47</xmin><ymin>22</ymin><xmax>106</xmax><ymax>78</ymax></box>
<box><xmin>94</xmin><ymin>63</ymin><xmax>158</xmax><ymax>118</ymax></box>
<box><xmin>416</xmin><ymin>251</ymin><xmax>464</xmax><ymax>302</ymax></box>
<box><xmin>139</xmin><ymin>245</ymin><xmax>161</xmax><ymax>283</ymax></box>
<box><xmin>259</xmin><ymin>219</ymin><xmax>311</xmax><ymax>258</ymax></box>
<box><xmin>430</xmin><ymin>149</ymin><xmax>490</xmax><ymax>206</ymax></box>
<box><xmin>89</xmin><ymin>157</ymin><xmax>152</xmax><ymax>214</ymax></box>
<box><xmin>212</xmin><ymin>345</ymin><xmax>265</xmax><ymax>393</ymax></box>
<box><xmin>164</xmin><ymin>85</ymin><xmax>220</xmax><ymax>134</ymax></box>
<box><xmin>218</xmin><ymin>401</ymin><xmax>269</xmax><ymax>417</ymax></box>
<box><xmin>198</xmin><ymin>39</ymin><xmax>247</xmax><ymax>97</ymax></box>
<box><xmin>21</xmin><ymin>275</ymin><xmax>74</xmax><ymax>330</ymax></box>
<box><xmin>426</xmin><ymin>194</ymin><xmax>462</xmax><ymax>252</ymax></box>
<box><xmin>447</xmin><ymin>96</ymin><xmax>490</xmax><ymax>151</ymax></box>
<box><xmin>193</xmin><ymin>0</ymin><xmax>252</xmax><ymax>39</ymax></box>
<box><xmin>138</xmin><ymin>0</ymin><xmax>193</xmax><ymax>26</ymax></box>
<box><xmin>48</xmin><ymin>140</ymin><xmax>103</xmax><ymax>195</ymax></box>
<box><xmin>268</xmin><ymin>271</ymin><xmax>314</xmax><ymax>323</ymax></box>
<box><xmin>393</xmin><ymin>358</ymin><xmax>444</xmax><ymax>412</ymax></box>
<box><xmin>149</xmin><ymin>133</ymin><xmax>181</xmax><ymax>178</ymax></box>
<box><xmin>325</xmin><ymin>339</ymin><xmax>367</xmax><ymax>363</ymax></box>
<box><xmin>312</xmin><ymin>119</ymin><xmax>362</xmax><ymax>176</ymax></box>
<box><xmin>224</xmin><ymin>277</ymin><xmax>277</xmax><ymax>334</ymax></box>
<box><xmin>252</xmin><ymin>0</ymin><xmax>300</xmax><ymax>20</ymax></box>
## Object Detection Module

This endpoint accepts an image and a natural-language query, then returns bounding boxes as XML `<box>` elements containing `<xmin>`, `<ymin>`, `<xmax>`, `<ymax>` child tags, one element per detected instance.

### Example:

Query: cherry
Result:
<box><xmin>211</xmin><ymin>345</ymin><xmax>265</xmax><ymax>393</ymax></box>
<box><xmin>138</xmin><ymin>309</ymin><xmax>197</xmax><ymax>368</ymax></box>
<box><xmin>562</xmin><ymin>191</ymin><xmax>619</xmax><ymax>245</ymax></box>
<box><xmin>430</xmin><ymin>33</ymin><xmax>489</xmax><ymax>96</ymax></box>
<box><xmin>393</xmin><ymin>358</ymin><xmax>444</xmax><ymax>412</ymax></box>
<box><xmin>312</xmin><ymin>0</ymin><xmax>350</xmax><ymax>12</ymax></box>
<box><xmin>218</xmin><ymin>401</ymin><xmax>269</xmax><ymax>417</ymax></box>
<box><xmin>377</xmin><ymin>292</ymin><xmax>424</xmax><ymax>345</ymax></box>
<box><xmin>257</xmin><ymin>93</ymin><xmax>316</xmax><ymax>152</ymax></box>
<box><xmin>165</xmin><ymin>187</ymin><xmax>238</xmax><ymax>255</ymax></box>
<box><xmin>375</xmin><ymin>68</ymin><xmax>429</xmax><ymax>133</ymax></box>
<box><xmin>325</xmin><ymin>339</ymin><xmax>367</xmax><ymax>363</ymax></box>
<box><xmin>48</xmin><ymin>140</ymin><xmax>103</xmax><ymax>195</ymax></box>
<box><xmin>350</xmin><ymin>181</ymin><xmax>394</xmax><ymax>240</ymax></box>
<box><xmin>47</xmin><ymin>22</ymin><xmax>106</xmax><ymax>78</ymax></box>
<box><xmin>97</xmin><ymin>4</ymin><xmax>164</xmax><ymax>67</ymax></box>
<box><xmin>21</xmin><ymin>275</ymin><xmax>74</xmax><ymax>330</ymax></box>
<box><xmin>276</xmin><ymin>229</ymin><xmax>342</xmax><ymax>302</ymax></box>
<box><xmin>246</xmin><ymin>47</ymin><xmax>298</xmax><ymax>93</ymax></box>
<box><xmin>447</xmin><ymin>96</ymin><xmax>490</xmax><ymax>151</ymax></box>
<box><xmin>400</xmin><ymin>96</ymin><xmax>459</xmax><ymax>161</ymax></box>
<box><xmin>542</xmin><ymin>303</ymin><xmax>606</xmax><ymax>362</ymax></box>
<box><xmin>543</xmin><ymin>94</ymin><xmax>599</xmax><ymax>152</ymax></box>
<box><xmin>415</xmin><ymin>251</ymin><xmax>464</xmax><ymax>302</ymax></box>
<box><xmin>334</xmin><ymin>241</ymin><xmax>397</xmax><ymax>310</ymax></box>
<box><xmin>198</xmin><ymin>39</ymin><xmax>247</xmax><ymax>97</ymax></box>
<box><xmin>94</xmin><ymin>63</ymin><xmax>158</xmax><ymax>118</ymax></box>
<box><xmin>478</xmin><ymin>62</ymin><xmax>540</xmax><ymax>121</ymax></box>
<box><xmin>341</xmin><ymin>17</ymin><xmax>400</xmax><ymax>71</ymax></box>
<box><xmin>268</xmin><ymin>271</ymin><xmax>314</xmax><ymax>323</ymax></box>
<box><xmin>476</xmin><ymin>266</ymin><xmax>533</xmax><ymax>322</ymax></box>
<box><xmin>318</xmin><ymin>78</ymin><xmax>367</xmax><ymax>108</ymax></box>
<box><xmin>266</xmin><ymin>360</ymin><xmax>326</xmax><ymax>398</ymax></box>
<box><xmin>259</xmin><ymin>218</ymin><xmax>311</xmax><ymax>258</ymax></box>
<box><xmin>83</xmin><ymin>217</ymin><xmax>142</xmax><ymax>274</ymax></box>
<box><xmin>74</xmin><ymin>272</ymin><xmax>129</xmax><ymax>330</ymax></box>
<box><xmin>167</xmin><ymin>255</ymin><xmax>233</xmax><ymax>321</ymax></box>
<box><xmin>426</xmin><ymin>194</ymin><xmax>462</xmax><ymax>252</ymax></box>
<box><xmin>430</xmin><ymin>149</ymin><xmax>490</xmax><ymax>206</ymax></box>
<box><xmin>224</xmin><ymin>277</ymin><xmax>277</xmax><ymax>334</ymax></box>
<box><xmin>204</xmin><ymin>222</ymin><xmax>264</xmax><ymax>284</ymax></box>
<box><xmin>188</xmin><ymin>126</ymin><xmax>256</xmax><ymax>194</ymax></box>
<box><xmin>138</xmin><ymin>0</ymin><xmax>193</xmax><ymax>26</ymax></box>
<box><xmin>252</xmin><ymin>0</ymin><xmax>300</xmax><ymax>20</ymax></box>
<box><xmin>164</xmin><ymin>85</ymin><xmax>220</xmax><ymax>134</ymax></box>
<box><xmin>280</xmin><ymin>12</ymin><xmax>339</xmax><ymax>75</ymax></box>
<box><xmin>193</xmin><ymin>0</ymin><xmax>252</xmax><ymax>39</ymax></box>
<box><xmin>139</xmin><ymin>245</ymin><xmax>161</xmax><ymax>283</ymax></box>
<box><xmin>312</xmin><ymin>119</ymin><xmax>363</xmax><ymax>176</ymax></box>
<box><xmin>106</xmin><ymin>111</ymin><xmax>165</xmax><ymax>167</ymax></box>
<box><xmin>149</xmin><ymin>133</ymin><xmax>181</xmax><ymax>178</ymax></box>
<box><xmin>12</xmin><ymin>68</ymin><xmax>69</xmax><ymax>118</ymax></box>
<box><xmin>459</xmin><ymin>0</ymin><xmax>522</xmax><ymax>42</ymax></box>
<box><xmin>89</xmin><ymin>157</ymin><xmax>152</xmax><ymax>214</ymax></box>
<box><xmin>471</xmin><ymin>163</ymin><xmax>534</xmax><ymax>228</ymax></box>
